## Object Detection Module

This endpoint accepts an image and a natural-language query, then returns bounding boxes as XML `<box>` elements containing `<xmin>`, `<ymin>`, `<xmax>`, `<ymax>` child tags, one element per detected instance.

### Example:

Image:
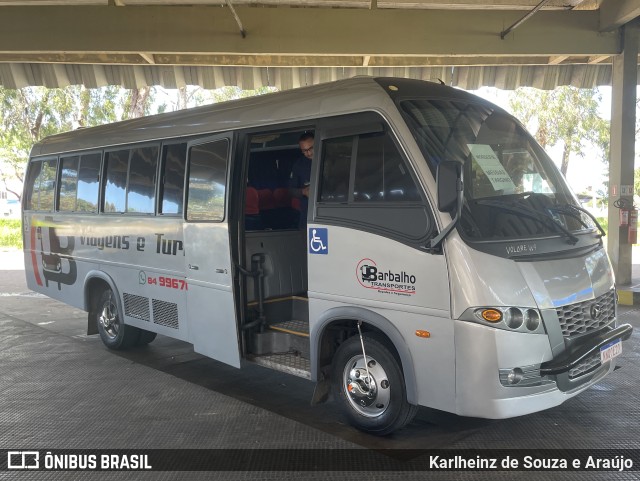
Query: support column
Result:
<box><xmin>607</xmin><ymin>21</ymin><xmax>638</xmax><ymax>285</ymax></box>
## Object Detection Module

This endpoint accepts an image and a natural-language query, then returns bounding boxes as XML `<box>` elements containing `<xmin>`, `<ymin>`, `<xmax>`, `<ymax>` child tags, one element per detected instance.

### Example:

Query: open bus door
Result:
<box><xmin>183</xmin><ymin>134</ymin><xmax>241</xmax><ymax>368</ymax></box>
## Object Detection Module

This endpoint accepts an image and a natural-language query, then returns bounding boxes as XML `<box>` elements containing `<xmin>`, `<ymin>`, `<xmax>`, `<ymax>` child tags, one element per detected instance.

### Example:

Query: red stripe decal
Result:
<box><xmin>30</xmin><ymin>226</ymin><xmax>43</xmax><ymax>286</ymax></box>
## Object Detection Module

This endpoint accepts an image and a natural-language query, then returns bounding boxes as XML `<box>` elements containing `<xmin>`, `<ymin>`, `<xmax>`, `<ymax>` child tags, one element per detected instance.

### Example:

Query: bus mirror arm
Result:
<box><xmin>426</xmin><ymin>169</ymin><xmax>464</xmax><ymax>254</ymax></box>
<box><xmin>425</xmin><ymin>161</ymin><xmax>464</xmax><ymax>254</ymax></box>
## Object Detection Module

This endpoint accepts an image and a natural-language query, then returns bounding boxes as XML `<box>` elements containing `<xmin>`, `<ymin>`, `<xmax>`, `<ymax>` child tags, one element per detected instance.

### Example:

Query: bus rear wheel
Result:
<box><xmin>332</xmin><ymin>333</ymin><xmax>418</xmax><ymax>436</ymax></box>
<box><xmin>95</xmin><ymin>288</ymin><xmax>139</xmax><ymax>350</ymax></box>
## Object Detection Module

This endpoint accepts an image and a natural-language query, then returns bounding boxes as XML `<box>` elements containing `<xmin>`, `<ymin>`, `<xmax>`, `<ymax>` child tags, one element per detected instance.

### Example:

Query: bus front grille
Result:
<box><xmin>152</xmin><ymin>299</ymin><xmax>179</xmax><ymax>329</ymax></box>
<box><xmin>568</xmin><ymin>351</ymin><xmax>601</xmax><ymax>380</ymax></box>
<box><xmin>556</xmin><ymin>290</ymin><xmax>615</xmax><ymax>339</ymax></box>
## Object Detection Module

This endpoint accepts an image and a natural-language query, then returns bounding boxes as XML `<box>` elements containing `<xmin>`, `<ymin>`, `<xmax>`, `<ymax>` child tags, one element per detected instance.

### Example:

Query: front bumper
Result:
<box><xmin>540</xmin><ymin>323</ymin><xmax>633</xmax><ymax>392</ymax></box>
<box><xmin>453</xmin><ymin>320</ymin><xmax>632</xmax><ymax>419</ymax></box>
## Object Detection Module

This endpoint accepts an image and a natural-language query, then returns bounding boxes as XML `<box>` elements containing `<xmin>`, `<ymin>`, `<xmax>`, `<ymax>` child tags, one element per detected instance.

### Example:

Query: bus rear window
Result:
<box><xmin>24</xmin><ymin>158</ymin><xmax>58</xmax><ymax>211</ymax></box>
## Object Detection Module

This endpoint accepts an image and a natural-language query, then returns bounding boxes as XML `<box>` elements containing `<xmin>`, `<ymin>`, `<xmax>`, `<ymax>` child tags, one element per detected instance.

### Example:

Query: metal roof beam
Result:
<box><xmin>600</xmin><ymin>0</ymin><xmax>640</xmax><ymax>32</ymax></box>
<box><xmin>0</xmin><ymin>6</ymin><xmax>618</xmax><ymax>60</ymax></box>
<box><xmin>376</xmin><ymin>0</ymin><xmax>587</xmax><ymax>10</ymax></box>
<box><xmin>139</xmin><ymin>52</ymin><xmax>155</xmax><ymax>64</ymax></box>
<box><xmin>500</xmin><ymin>0</ymin><xmax>552</xmax><ymax>39</ymax></box>
<box><xmin>0</xmin><ymin>52</ymin><xmax>573</xmax><ymax>66</ymax></box>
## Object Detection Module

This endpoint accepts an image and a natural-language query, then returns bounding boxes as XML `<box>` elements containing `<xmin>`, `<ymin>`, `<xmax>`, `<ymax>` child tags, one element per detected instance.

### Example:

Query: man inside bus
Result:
<box><xmin>289</xmin><ymin>132</ymin><xmax>314</xmax><ymax>228</ymax></box>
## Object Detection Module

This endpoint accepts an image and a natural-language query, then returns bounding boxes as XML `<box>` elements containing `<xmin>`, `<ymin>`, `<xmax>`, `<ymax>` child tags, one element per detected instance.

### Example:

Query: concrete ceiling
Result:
<box><xmin>1</xmin><ymin>0</ymin><xmax>639</xmax><ymax>90</ymax></box>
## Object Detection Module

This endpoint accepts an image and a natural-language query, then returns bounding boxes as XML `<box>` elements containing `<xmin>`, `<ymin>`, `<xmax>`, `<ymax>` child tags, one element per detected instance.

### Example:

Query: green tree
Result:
<box><xmin>0</xmin><ymin>85</ymin><xmax>147</xmax><ymax>199</ymax></box>
<box><xmin>0</xmin><ymin>84</ymin><xmax>272</xmax><ymax>199</ymax></box>
<box><xmin>509</xmin><ymin>86</ymin><xmax>610</xmax><ymax>177</ymax></box>
<box><xmin>210</xmin><ymin>86</ymin><xmax>278</xmax><ymax>104</ymax></box>
<box><xmin>122</xmin><ymin>87</ymin><xmax>155</xmax><ymax>119</ymax></box>
<box><xmin>156</xmin><ymin>86</ymin><xmax>278</xmax><ymax>112</ymax></box>
<box><xmin>0</xmin><ymin>86</ymin><xmax>74</xmax><ymax>199</ymax></box>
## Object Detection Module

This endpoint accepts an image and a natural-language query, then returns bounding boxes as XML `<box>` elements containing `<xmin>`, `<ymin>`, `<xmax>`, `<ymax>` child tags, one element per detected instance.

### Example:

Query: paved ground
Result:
<box><xmin>602</xmin><ymin>245</ymin><xmax>640</xmax><ymax>305</ymax></box>
<box><xmin>0</xmin><ymin>249</ymin><xmax>639</xmax><ymax>480</ymax></box>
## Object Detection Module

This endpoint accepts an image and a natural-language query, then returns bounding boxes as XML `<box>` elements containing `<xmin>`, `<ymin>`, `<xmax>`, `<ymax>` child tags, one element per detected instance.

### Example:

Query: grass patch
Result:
<box><xmin>0</xmin><ymin>219</ymin><xmax>22</xmax><ymax>249</ymax></box>
<box><xmin>595</xmin><ymin>217</ymin><xmax>608</xmax><ymax>237</ymax></box>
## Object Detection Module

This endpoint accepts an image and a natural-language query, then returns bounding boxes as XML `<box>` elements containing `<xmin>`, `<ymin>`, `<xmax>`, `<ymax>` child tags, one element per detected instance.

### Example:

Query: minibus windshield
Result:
<box><xmin>400</xmin><ymin>98</ymin><xmax>601</xmax><ymax>242</ymax></box>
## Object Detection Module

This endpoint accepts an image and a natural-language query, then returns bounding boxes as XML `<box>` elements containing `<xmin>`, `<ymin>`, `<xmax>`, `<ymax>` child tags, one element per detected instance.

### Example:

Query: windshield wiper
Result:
<box><xmin>475</xmin><ymin>191</ymin><xmax>536</xmax><ymax>202</ymax></box>
<box><xmin>550</xmin><ymin>203</ymin><xmax>606</xmax><ymax>238</ymax></box>
<box><xmin>475</xmin><ymin>198</ymin><xmax>579</xmax><ymax>244</ymax></box>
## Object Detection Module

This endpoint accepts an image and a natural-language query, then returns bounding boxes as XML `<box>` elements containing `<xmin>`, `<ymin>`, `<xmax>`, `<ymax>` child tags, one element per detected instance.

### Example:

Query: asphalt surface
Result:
<box><xmin>0</xmin><ymin>250</ymin><xmax>639</xmax><ymax>480</ymax></box>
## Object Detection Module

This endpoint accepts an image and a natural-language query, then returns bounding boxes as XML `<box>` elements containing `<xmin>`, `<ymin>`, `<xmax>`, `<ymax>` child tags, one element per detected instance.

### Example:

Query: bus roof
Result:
<box><xmin>29</xmin><ymin>76</ymin><xmax>493</xmax><ymax>157</ymax></box>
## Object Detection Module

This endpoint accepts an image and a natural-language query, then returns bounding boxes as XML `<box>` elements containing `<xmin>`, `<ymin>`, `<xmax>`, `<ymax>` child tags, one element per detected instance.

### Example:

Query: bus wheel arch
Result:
<box><xmin>84</xmin><ymin>274</ymin><xmax>117</xmax><ymax>335</ymax></box>
<box><xmin>84</xmin><ymin>272</ymin><xmax>120</xmax><ymax>313</ymax></box>
<box><xmin>311</xmin><ymin>308</ymin><xmax>419</xmax><ymax>434</ymax></box>
<box><xmin>331</xmin><ymin>329</ymin><xmax>418</xmax><ymax>435</ymax></box>
<box><xmin>84</xmin><ymin>273</ymin><xmax>140</xmax><ymax>349</ymax></box>
<box><xmin>312</xmin><ymin>308</ymin><xmax>417</xmax><ymax>403</ymax></box>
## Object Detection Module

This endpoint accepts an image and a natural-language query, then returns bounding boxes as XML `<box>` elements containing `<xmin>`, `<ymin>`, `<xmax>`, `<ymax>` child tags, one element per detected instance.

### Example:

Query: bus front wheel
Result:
<box><xmin>331</xmin><ymin>333</ymin><xmax>418</xmax><ymax>436</ymax></box>
<box><xmin>95</xmin><ymin>289</ymin><xmax>139</xmax><ymax>350</ymax></box>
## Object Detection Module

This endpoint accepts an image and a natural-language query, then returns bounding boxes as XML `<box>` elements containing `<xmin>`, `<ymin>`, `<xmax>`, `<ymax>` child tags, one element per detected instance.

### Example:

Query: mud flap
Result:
<box><xmin>87</xmin><ymin>311</ymin><xmax>98</xmax><ymax>335</ymax></box>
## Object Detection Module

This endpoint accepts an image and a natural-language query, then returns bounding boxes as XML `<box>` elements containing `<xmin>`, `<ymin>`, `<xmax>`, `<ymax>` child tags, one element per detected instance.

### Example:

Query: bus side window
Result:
<box><xmin>58</xmin><ymin>152</ymin><xmax>102</xmax><ymax>213</ymax></box>
<box><xmin>59</xmin><ymin>156</ymin><xmax>79</xmax><ymax>212</ymax></box>
<box><xmin>317</xmin><ymin>127</ymin><xmax>431</xmax><ymax>244</ymax></box>
<box><xmin>103</xmin><ymin>149</ymin><xmax>129</xmax><ymax>213</ymax></box>
<box><xmin>127</xmin><ymin>145</ymin><xmax>159</xmax><ymax>214</ymax></box>
<box><xmin>159</xmin><ymin>143</ymin><xmax>187</xmax><ymax>215</ymax></box>
<box><xmin>24</xmin><ymin>161</ymin><xmax>44</xmax><ymax>211</ymax></box>
<box><xmin>39</xmin><ymin>159</ymin><xmax>58</xmax><ymax>211</ymax></box>
<box><xmin>354</xmin><ymin>132</ymin><xmax>421</xmax><ymax>202</ymax></box>
<box><xmin>76</xmin><ymin>153</ymin><xmax>101</xmax><ymax>213</ymax></box>
<box><xmin>186</xmin><ymin>139</ymin><xmax>229</xmax><ymax>222</ymax></box>
<box><xmin>319</xmin><ymin>137</ymin><xmax>351</xmax><ymax>203</ymax></box>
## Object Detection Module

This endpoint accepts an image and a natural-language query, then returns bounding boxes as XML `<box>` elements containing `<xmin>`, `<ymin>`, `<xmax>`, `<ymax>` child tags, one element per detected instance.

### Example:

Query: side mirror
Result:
<box><xmin>436</xmin><ymin>161</ymin><xmax>462</xmax><ymax>213</ymax></box>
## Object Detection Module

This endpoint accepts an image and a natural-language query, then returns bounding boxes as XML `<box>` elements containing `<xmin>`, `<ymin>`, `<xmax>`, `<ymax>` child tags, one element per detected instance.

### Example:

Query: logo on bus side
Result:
<box><xmin>356</xmin><ymin>258</ymin><xmax>416</xmax><ymax>296</ymax></box>
<box><xmin>32</xmin><ymin>217</ymin><xmax>78</xmax><ymax>290</ymax></box>
<box><xmin>309</xmin><ymin>228</ymin><xmax>328</xmax><ymax>255</ymax></box>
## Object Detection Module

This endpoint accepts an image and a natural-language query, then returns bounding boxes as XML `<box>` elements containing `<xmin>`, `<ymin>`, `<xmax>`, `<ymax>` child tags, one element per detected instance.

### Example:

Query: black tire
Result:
<box><xmin>136</xmin><ymin>329</ymin><xmax>157</xmax><ymax>346</ymax></box>
<box><xmin>332</xmin><ymin>333</ymin><xmax>418</xmax><ymax>436</ymax></box>
<box><xmin>95</xmin><ymin>288</ymin><xmax>140</xmax><ymax>350</ymax></box>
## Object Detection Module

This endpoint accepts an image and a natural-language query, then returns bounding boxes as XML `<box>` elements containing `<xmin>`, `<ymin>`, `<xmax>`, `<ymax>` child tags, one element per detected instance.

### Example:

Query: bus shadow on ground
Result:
<box><xmin>111</xmin><ymin>334</ymin><xmax>497</xmax><ymax>449</ymax></box>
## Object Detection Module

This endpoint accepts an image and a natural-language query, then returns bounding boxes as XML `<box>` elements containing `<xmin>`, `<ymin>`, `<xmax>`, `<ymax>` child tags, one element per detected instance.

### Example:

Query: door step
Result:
<box><xmin>269</xmin><ymin>319</ymin><xmax>309</xmax><ymax>337</ymax></box>
<box><xmin>249</xmin><ymin>321</ymin><xmax>309</xmax><ymax>358</ymax></box>
<box><xmin>247</xmin><ymin>353</ymin><xmax>311</xmax><ymax>379</ymax></box>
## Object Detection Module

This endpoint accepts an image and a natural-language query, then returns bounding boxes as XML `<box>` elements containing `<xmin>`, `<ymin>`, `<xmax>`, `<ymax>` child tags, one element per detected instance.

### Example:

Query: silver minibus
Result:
<box><xmin>23</xmin><ymin>77</ymin><xmax>633</xmax><ymax>435</ymax></box>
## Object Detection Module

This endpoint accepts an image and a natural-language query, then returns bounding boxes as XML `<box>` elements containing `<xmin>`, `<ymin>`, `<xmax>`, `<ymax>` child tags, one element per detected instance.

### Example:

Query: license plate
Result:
<box><xmin>600</xmin><ymin>339</ymin><xmax>622</xmax><ymax>364</ymax></box>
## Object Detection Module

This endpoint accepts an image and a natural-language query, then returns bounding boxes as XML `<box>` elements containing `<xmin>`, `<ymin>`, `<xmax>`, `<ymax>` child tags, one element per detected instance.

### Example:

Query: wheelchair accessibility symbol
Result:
<box><xmin>309</xmin><ymin>228</ymin><xmax>328</xmax><ymax>255</ymax></box>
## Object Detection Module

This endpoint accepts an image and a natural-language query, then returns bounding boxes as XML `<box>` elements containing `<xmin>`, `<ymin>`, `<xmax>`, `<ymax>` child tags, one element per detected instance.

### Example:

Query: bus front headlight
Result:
<box><xmin>524</xmin><ymin>309</ymin><xmax>540</xmax><ymax>331</ymax></box>
<box><xmin>468</xmin><ymin>307</ymin><xmax>546</xmax><ymax>334</ymax></box>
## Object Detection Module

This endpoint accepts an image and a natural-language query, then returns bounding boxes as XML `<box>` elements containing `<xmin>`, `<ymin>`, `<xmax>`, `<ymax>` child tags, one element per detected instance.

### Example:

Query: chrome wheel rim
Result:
<box><xmin>342</xmin><ymin>354</ymin><xmax>390</xmax><ymax>418</ymax></box>
<box><xmin>98</xmin><ymin>297</ymin><xmax>119</xmax><ymax>340</ymax></box>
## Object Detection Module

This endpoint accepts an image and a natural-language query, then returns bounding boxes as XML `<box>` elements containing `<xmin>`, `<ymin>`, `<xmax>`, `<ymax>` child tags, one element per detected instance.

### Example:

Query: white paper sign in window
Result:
<box><xmin>468</xmin><ymin>144</ymin><xmax>516</xmax><ymax>193</ymax></box>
